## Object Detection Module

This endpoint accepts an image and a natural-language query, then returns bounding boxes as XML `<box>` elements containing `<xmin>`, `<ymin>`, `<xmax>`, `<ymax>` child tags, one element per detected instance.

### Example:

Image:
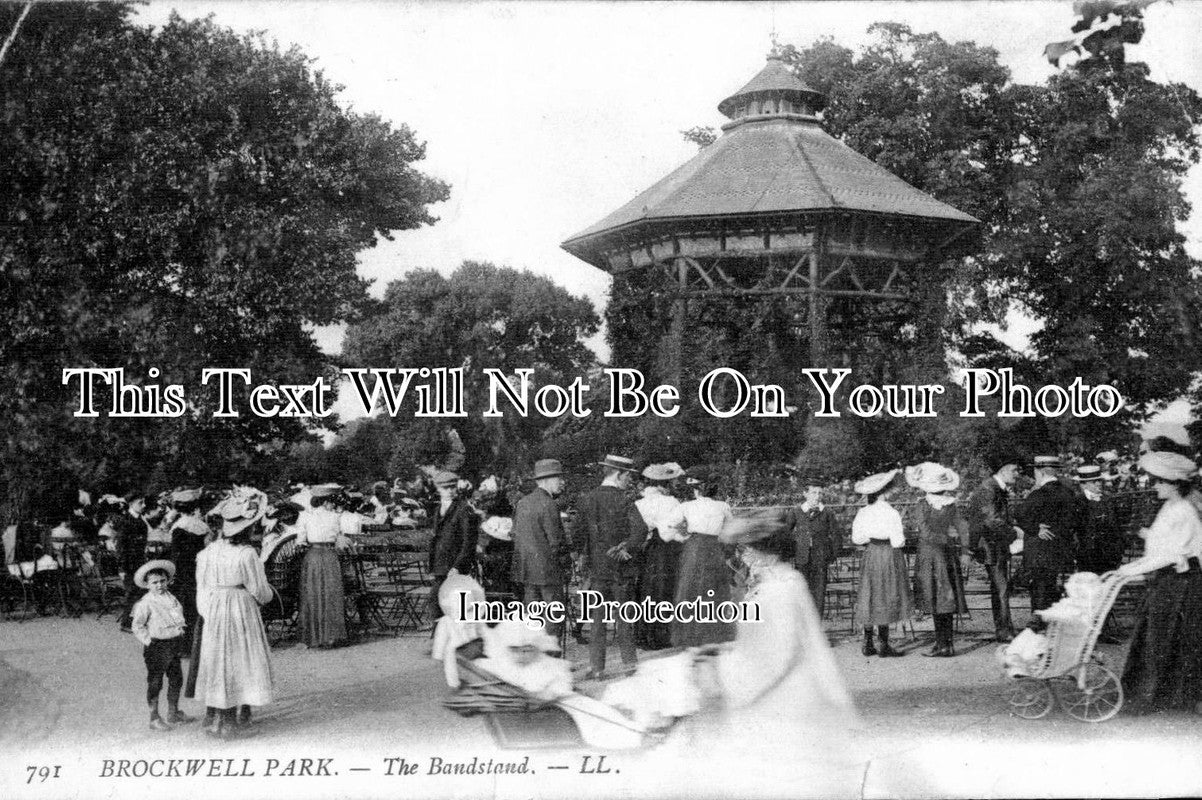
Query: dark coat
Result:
<box><xmin>573</xmin><ymin>485</ymin><xmax>648</xmax><ymax>582</ymax></box>
<box><xmin>1013</xmin><ymin>479</ymin><xmax>1083</xmax><ymax>573</ymax></box>
<box><xmin>912</xmin><ymin>501</ymin><xmax>970</xmax><ymax>615</ymax></box>
<box><xmin>964</xmin><ymin>477</ymin><xmax>1014</xmax><ymax>565</ymax></box>
<box><xmin>511</xmin><ymin>488</ymin><xmax>568</xmax><ymax>586</ymax></box>
<box><xmin>1078</xmin><ymin>496</ymin><xmax>1127</xmax><ymax>574</ymax></box>
<box><xmin>111</xmin><ymin>512</ymin><xmax>149</xmax><ymax>574</ymax></box>
<box><xmin>428</xmin><ymin>498</ymin><xmax>479</xmax><ymax>577</ymax></box>
<box><xmin>786</xmin><ymin>505</ymin><xmax>840</xmax><ymax>570</ymax></box>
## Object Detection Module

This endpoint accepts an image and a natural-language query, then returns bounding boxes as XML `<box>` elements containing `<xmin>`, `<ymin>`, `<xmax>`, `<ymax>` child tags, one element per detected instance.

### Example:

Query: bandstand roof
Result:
<box><xmin>563</xmin><ymin>55</ymin><xmax>979</xmax><ymax>270</ymax></box>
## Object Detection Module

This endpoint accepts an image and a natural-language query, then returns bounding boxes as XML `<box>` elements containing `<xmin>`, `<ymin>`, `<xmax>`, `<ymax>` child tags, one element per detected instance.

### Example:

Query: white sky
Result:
<box><xmin>135</xmin><ymin>0</ymin><xmax>1202</xmax><ymax>423</ymax></box>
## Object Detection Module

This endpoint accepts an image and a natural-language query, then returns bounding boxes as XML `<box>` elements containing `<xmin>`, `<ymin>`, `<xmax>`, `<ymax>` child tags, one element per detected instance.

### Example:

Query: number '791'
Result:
<box><xmin>26</xmin><ymin>766</ymin><xmax>61</xmax><ymax>784</ymax></box>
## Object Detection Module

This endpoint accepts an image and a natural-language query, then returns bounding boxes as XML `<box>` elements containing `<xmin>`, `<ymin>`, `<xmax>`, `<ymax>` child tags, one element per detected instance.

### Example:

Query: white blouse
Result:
<box><xmin>636</xmin><ymin>489</ymin><xmax>686</xmax><ymax>543</ymax></box>
<box><xmin>668</xmin><ymin>496</ymin><xmax>733</xmax><ymax>537</ymax></box>
<box><xmin>296</xmin><ymin>507</ymin><xmax>342</xmax><ymax>545</ymax></box>
<box><xmin>1122</xmin><ymin>496</ymin><xmax>1202</xmax><ymax>575</ymax></box>
<box><xmin>131</xmin><ymin>591</ymin><xmax>186</xmax><ymax>646</ymax></box>
<box><xmin>850</xmin><ymin>501</ymin><xmax>906</xmax><ymax>548</ymax></box>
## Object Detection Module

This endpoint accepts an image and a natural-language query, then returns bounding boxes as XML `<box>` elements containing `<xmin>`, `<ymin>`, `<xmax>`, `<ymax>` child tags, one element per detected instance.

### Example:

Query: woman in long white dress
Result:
<box><xmin>195</xmin><ymin>487</ymin><xmax>274</xmax><ymax>738</ymax></box>
<box><xmin>653</xmin><ymin>510</ymin><xmax>864</xmax><ymax>798</ymax></box>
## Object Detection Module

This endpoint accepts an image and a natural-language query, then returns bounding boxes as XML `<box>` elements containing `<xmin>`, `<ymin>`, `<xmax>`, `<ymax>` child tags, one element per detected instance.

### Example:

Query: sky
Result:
<box><xmin>135</xmin><ymin>0</ymin><xmax>1202</xmax><ymax>425</ymax></box>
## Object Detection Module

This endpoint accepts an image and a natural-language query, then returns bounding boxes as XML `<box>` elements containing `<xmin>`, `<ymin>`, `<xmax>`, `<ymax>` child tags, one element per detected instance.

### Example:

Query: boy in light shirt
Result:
<box><xmin>130</xmin><ymin>559</ymin><xmax>195</xmax><ymax>731</ymax></box>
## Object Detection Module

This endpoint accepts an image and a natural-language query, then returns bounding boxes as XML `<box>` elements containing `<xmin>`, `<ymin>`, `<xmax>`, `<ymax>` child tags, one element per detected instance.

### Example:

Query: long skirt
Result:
<box><xmin>638</xmin><ymin>537</ymin><xmax>682</xmax><ymax>650</ymax></box>
<box><xmin>299</xmin><ymin>545</ymin><xmax>347</xmax><ymax>647</ymax></box>
<box><xmin>855</xmin><ymin>541</ymin><xmax>913</xmax><ymax>626</ymax></box>
<box><xmin>1122</xmin><ymin>561</ymin><xmax>1202</xmax><ymax>714</ymax></box>
<box><xmin>672</xmin><ymin>535</ymin><xmax>735</xmax><ymax>647</ymax></box>
<box><xmin>196</xmin><ymin>586</ymin><xmax>273</xmax><ymax>708</ymax></box>
<box><xmin>912</xmin><ymin>543</ymin><xmax>968</xmax><ymax>615</ymax></box>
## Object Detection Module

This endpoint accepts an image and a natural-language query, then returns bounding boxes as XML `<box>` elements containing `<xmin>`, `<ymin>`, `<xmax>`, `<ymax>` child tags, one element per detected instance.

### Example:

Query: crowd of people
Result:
<box><xmin>4</xmin><ymin>422</ymin><xmax>1201</xmax><ymax>738</ymax></box>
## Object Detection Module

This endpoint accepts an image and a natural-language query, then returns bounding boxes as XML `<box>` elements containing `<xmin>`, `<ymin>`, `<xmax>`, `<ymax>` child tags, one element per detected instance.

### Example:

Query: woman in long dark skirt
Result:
<box><xmin>851</xmin><ymin>469</ymin><xmax>912</xmax><ymax>657</ymax></box>
<box><xmin>635</xmin><ymin>463</ymin><xmax>685</xmax><ymax>650</ymax></box>
<box><xmin>1117</xmin><ymin>451</ymin><xmax>1202</xmax><ymax>715</ymax></box>
<box><xmin>671</xmin><ymin>471</ymin><xmax>735</xmax><ymax>648</ymax></box>
<box><xmin>906</xmin><ymin>463</ymin><xmax>970</xmax><ymax>657</ymax></box>
<box><xmin>168</xmin><ymin>489</ymin><xmax>211</xmax><ymax>655</ymax></box>
<box><xmin>296</xmin><ymin>485</ymin><xmax>348</xmax><ymax>649</ymax></box>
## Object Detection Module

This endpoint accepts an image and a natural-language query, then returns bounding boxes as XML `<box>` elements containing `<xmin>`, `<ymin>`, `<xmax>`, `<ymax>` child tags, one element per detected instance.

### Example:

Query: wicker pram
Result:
<box><xmin>1006</xmin><ymin>571</ymin><xmax>1140</xmax><ymax>722</ymax></box>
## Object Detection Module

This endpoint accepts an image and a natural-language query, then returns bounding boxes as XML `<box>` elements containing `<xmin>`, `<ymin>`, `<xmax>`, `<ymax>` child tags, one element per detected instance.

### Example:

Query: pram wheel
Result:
<box><xmin>1008</xmin><ymin>678</ymin><xmax>1054</xmax><ymax>719</ymax></box>
<box><xmin>1055</xmin><ymin>662</ymin><xmax>1123</xmax><ymax>723</ymax></box>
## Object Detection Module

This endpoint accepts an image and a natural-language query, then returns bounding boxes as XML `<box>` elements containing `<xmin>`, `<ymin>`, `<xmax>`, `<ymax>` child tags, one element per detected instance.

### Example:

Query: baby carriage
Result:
<box><xmin>1005</xmin><ymin>571</ymin><xmax>1140</xmax><ymax>722</ymax></box>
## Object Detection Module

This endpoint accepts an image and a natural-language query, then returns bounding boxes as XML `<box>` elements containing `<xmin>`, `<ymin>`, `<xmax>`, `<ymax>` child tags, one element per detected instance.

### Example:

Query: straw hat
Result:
<box><xmin>134</xmin><ymin>559</ymin><xmax>176</xmax><ymax>589</ymax></box>
<box><xmin>213</xmin><ymin>487</ymin><xmax>268</xmax><ymax>537</ymax></box>
<box><xmin>1073</xmin><ymin>465</ymin><xmax>1103</xmax><ymax>483</ymax></box>
<box><xmin>310</xmin><ymin>483</ymin><xmax>342</xmax><ymax>499</ymax></box>
<box><xmin>854</xmin><ymin>469</ymin><xmax>900</xmax><ymax>496</ymax></box>
<box><xmin>432</xmin><ymin>470</ymin><xmax>460</xmax><ymax>488</ymax></box>
<box><xmin>171</xmin><ymin>487</ymin><xmax>203</xmax><ymax>504</ymax></box>
<box><xmin>718</xmin><ymin>509</ymin><xmax>789</xmax><ymax>546</ymax></box>
<box><xmin>642</xmin><ymin>462</ymin><xmax>684</xmax><ymax>482</ymax></box>
<box><xmin>1139</xmin><ymin>451</ymin><xmax>1196</xmax><ymax>482</ymax></box>
<box><xmin>905</xmin><ymin>462</ymin><xmax>960</xmax><ymax>493</ymax></box>
<box><xmin>1032</xmin><ymin>455</ymin><xmax>1062</xmax><ymax>470</ymax></box>
<box><xmin>596</xmin><ymin>454</ymin><xmax>638</xmax><ymax>473</ymax></box>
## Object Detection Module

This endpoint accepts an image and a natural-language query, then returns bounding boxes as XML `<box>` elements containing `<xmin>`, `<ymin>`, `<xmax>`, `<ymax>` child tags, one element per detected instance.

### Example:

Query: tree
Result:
<box><xmin>626</xmin><ymin>21</ymin><xmax>1202</xmax><ymax>471</ymax></box>
<box><xmin>0</xmin><ymin>3</ymin><xmax>449</xmax><ymax>515</ymax></box>
<box><xmin>341</xmin><ymin>261</ymin><xmax>600</xmax><ymax>478</ymax></box>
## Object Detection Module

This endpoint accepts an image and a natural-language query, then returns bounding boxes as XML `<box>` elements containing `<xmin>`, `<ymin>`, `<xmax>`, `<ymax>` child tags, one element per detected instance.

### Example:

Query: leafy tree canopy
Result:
<box><xmin>340</xmin><ymin>261</ymin><xmax>600</xmax><ymax>478</ymax></box>
<box><xmin>0</xmin><ymin>2</ymin><xmax>448</xmax><ymax>514</ymax></box>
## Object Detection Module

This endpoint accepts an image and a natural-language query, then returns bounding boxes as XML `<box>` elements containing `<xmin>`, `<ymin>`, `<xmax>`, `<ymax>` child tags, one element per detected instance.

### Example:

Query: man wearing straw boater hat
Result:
<box><xmin>1074</xmin><ymin>463</ymin><xmax>1127</xmax><ymax>575</ymax></box>
<box><xmin>572</xmin><ymin>454</ymin><xmax>648</xmax><ymax>679</ymax></box>
<box><xmin>1014</xmin><ymin>455</ymin><xmax>1084</xmax><ymax>612</ymax></box>
<box><xmin>511</xmin><ymin>459</ymin><xmax>570</xmax><ymax>641</ymax></box>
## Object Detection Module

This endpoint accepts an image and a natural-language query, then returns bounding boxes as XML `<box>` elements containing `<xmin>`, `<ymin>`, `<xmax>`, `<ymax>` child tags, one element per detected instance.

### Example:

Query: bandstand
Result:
<box><xmin>562</xmin><ymin>53</ymin><xmax>981</xmax><ymax>383</ymax></box>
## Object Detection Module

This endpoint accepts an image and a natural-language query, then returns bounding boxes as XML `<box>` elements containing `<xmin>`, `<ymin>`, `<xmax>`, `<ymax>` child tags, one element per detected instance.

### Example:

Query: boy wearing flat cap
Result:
<box><xmin>131</xmin><ymin>559</ymin><xmax>194</xmax><ymax>730</ymax></box>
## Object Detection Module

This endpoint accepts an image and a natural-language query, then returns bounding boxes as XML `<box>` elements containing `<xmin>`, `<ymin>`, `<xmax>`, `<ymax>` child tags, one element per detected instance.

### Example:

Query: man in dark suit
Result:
<box><xmin>427</xmin><ymin>471</ymin><xmax>480</xmax><ymax>624</ymax></box>
<box><xmin>1014</xmin><ymin>455</ymin><xmax>1083</xmax><ymax>613</ymax></box>
<box><xmin>511</xmin><ymin>459</ymin><xmax>569</xmax><ymax>641</ymax></box>
<box><xmin>572</xmin><ymin>454</ymin><xmax>648</xmax><ymax>679</ymax></box>
<box><xmin>964</xmin><ymin>453</ymin><xmax>1021</xmax><ymax>641</ymax></box>
<box><xmin>785</xmin><ymin>472</ymin><xmax>841</xmax><ymax>615</ymax></box>
<box><xmin>113</xmin><ymin>492</ymin><xmax>151</xmax><ymax>631</ymax></box>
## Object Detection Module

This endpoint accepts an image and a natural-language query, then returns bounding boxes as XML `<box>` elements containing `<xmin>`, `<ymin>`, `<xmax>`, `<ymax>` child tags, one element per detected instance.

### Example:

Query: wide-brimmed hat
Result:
<box><xmin>1140</xmin><ymin>421</ymin><xmax>1191</xmax><ymax>447</ymax></box>
<box><xmin>718</xmin><ymin>509</ymin><xmax>788</xmax><ymax>546</ymax></box>
<box><xmin>213</xmin><ymin>487</ymin><xmax>268</xmax><ymax>537</ymax></box>
<box><xmin>854</xmin><ymin>469</ymin><xmax>900</xmax><ymax>496</ymax></box>
<box><xmin>432</xmin><ymin>470</ymin><xmax>460</xmax><ymax>488</ymax></box>
<box><xmin>481</xmin><ymin>516</ymin><xmax>513</xmax><ymax>541</ymax></box>
<box><xmin>1139</xmin><ymin>451</ymin><xmax>1197</xmax><ymax>482</ymax></box>
<box><xmin>1095</xmin><ymin>450</ymin><xmax>1119</xmax><ymax>464</ymax></box>
<box><xmin>596</xmin><ymin>454</ymin><xmax>638</xmax><ymax>473</ymax></box>
<box><xmin>905</xmin><ymin>462</ymin><xmax>960</xmax><ymax>493</ymax></box>
<box><xmin>1032</xmin><ymin>455</ymin><xmax>1062</xmax><ymax>470</ymax></box>
<box><xmin>170</xmin><ymin>487</ymin><xmax>203</xmax><ymax>505</ymax></box>
<box><xmin>134</xmin><ymin>559</ymin><xmax>176</xmax><ymax>589</ymax></box>
<box><xmin>1073</xmin><ymin>465</ymin><xmax>1104</xmax><ymax>483</ymax></box>
<box><xmin>642</xmin><ymin>462</ymin><xmax>684</xmax><ymax>482</ymax></box>
<box><xmin>531</xmin><ymin>459</ymin><xmax>564</xmax><ymax>480</ymax></box>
